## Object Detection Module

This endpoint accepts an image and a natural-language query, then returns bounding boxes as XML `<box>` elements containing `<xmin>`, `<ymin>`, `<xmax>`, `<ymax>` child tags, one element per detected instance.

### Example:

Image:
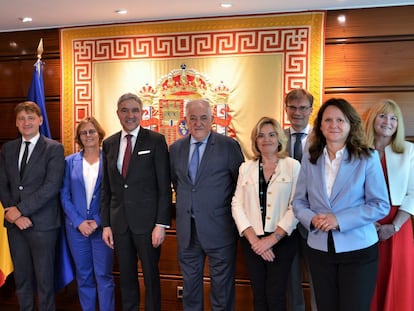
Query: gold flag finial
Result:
<box><xmin>37</xmin><ymin>38</ymin><xmax>43</xmax><ymax>60</ymax></box>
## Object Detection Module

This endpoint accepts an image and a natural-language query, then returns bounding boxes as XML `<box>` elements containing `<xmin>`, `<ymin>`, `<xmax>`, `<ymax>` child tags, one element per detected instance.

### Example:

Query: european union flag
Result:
<box><xmin>27</xmin><ymin>54</ymin><xmax>75</xmax><ymax>292</ymax></box>
<box><xmin>27</xmin><ymin>60</ymin><xmax>52</xmax><ymax>138</ymax></box>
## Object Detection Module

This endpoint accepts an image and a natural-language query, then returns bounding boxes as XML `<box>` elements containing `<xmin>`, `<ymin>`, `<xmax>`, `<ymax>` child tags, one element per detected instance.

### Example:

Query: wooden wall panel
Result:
<box><xmin>0</xmin><ymin>29</ymin><xmax>59</xmax><ymax>57</ymax></box>
<box><xmin>325</xmin><ymin>6</ymin><xmax>414</xmax><ymax>38</ymax></box>
<box><xmin>324</xmin><ymin>41</ymin><xmax>414</xmax><ymax>87</ymax></box>
<box><xmin>0</xmin><ymin>103</ymin><xmax>18</xmax><ymax>140</ymax></box>
<box><xmin>324</xmin><ymin>5</ymin><xmax>414</xmax><ymax>138</ymax></box>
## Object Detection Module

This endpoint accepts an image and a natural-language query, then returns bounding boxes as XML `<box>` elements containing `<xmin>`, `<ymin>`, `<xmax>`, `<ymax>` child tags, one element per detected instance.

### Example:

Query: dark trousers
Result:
<box><xmin>241</xmin><ymin>231</ymin><xmax>298</xmax><ymax>311</ymax></box>
<box><xmin>178</xmin><ymin>219</ymin><xmax>236</xmax><ymax>311</ymax></box>
<box><xmin>287</xmin><ymin>225</ymin><xmax>317</xmax><ymax>311</ymax></box>
<box><xmin>8</xmin><ymin>226</ymin><xmax>59</xmax><ymax>311</ymax></box>
<box><xmin>114</xmin><ymin>229</ymin><xmax>161</xmax><ymax>311</ymax></box>
<box><xmin>307</xmin><ymin>242</ymin><xmax>379</xmax><ymax>311</ymax></box>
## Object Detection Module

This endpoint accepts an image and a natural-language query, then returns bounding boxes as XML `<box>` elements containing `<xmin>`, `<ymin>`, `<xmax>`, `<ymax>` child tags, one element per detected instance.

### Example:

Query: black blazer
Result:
<box><xmin>0</xmin><ymin>136</ymin><xmax>65</xmax><ymax>230</ymax></box>
<box><xmin>100</xmin><ymin>127</ymin><xmax>171</xmax><ymax>235</ymax></box>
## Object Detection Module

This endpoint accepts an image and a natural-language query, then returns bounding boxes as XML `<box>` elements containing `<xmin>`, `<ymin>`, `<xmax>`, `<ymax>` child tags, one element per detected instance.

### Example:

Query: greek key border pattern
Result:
<box><xmin>72</xmin><ymin>27</ymin><xmax>309</xmax><ymax>123</ymax></box>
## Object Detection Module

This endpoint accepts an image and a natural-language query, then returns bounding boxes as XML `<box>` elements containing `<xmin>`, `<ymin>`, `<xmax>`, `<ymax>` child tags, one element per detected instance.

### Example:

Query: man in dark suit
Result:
<box><xmin>101</xmin><ymin>93</ymin><xmax>171</xmax><ymax>311</ymax></box>
<box><xmin>170</xmin><ymin>99</ymin><xmax>244</xmax><ymax>310</ymax></box>
<box><xmin>284</xmin><ymin>88</ymin><xmax>317</xmax><ymax>311</ymax></box>
<box><xmin>0</xmin><ymin>101</ymin><xmax>65</xmax><ymax>311</ymax></box>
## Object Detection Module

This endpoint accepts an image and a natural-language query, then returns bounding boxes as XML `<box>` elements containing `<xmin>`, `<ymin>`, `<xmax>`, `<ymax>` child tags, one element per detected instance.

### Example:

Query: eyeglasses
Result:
<box><xmin>286</xmin><ymin>105</ymin><xmax>311</xmax><ymax>113</ymax></box>
<box><xmin>79</xmin><ymin>129</ymin><xmax>97</xmax><ymax>136</ymax></box>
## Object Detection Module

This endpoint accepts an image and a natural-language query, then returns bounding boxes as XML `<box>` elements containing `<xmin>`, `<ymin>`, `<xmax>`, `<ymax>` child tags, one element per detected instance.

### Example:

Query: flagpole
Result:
<box><xmin>28</xmin><ymin>38</ymin><xmax>76</xmax><ymax>291</ymax></box>
<box><xmin>37</xmin><ymin>38</ymin><xmax>43</xmax><ymax>60</ymax></box>
<box><xmin>27</xmin><ymin>38</ymin><xmax>51</xmax><ymax>138</ymax></box>
<box><xmin>35</xmin><ymin>38</ymin><xmax>43</xmax><ymax>78</ymax></box>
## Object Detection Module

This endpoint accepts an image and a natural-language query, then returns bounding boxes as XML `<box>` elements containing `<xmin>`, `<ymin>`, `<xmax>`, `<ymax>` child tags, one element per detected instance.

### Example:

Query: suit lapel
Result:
<box><xmin>10</xmin><ymin>140</ymin><xmax>21</xmax><ymax>178</ymax></box>
<box><xmin>73</xmin><ymin>152</ymin><xmax>86</xmax><ymax>190</ymax></box>
<box><xmin>94</xmin><ymin>151</ymin><xmax>103</xmax><ymax>192</ymax></box>
<box><xmin>134</xmin><ymin>127</ymin><xmax>146</xmax><ymax>154</ymax></box>
<box><xmin>194</xmin><ymin>132</ymin><xmax>215</xmax><ymax>183</ymax></box>
<box><xmin>329</xmin><ymin>150</ymin><xmax>357</xmax><ymax>204</ymax></box>
<box><xmin>314</xmin><ymin>155</ymin><xmax>331</xmax><ymax>205</ymax></box>
<box><xmin>109</xmin><ymin>132</ymin><xmax>122</xmax><ymax>177</ymax></box>
<box><xmin>182</xmin><ymin>137</ymin><xmax>192</xmax><ymax>183</ymax></box>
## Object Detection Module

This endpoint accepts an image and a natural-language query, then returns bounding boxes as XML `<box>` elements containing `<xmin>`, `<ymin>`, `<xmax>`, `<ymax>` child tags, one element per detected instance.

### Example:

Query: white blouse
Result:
<box><xmin>82</xmin><ymin>158</ymin><xmax>100</xmax><ymax>211</ymax></box>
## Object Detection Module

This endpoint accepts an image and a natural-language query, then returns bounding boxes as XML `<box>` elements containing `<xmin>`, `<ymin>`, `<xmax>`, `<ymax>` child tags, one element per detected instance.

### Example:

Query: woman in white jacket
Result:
<box><xmin>365</xmin><ymin>99</ymin><xmax>414</xmax><ymax>311</ymax></box>
<box><xmin>231</xmin><ymin>116</ymin><xmax>300</xmax><ymax>311</ymax></box>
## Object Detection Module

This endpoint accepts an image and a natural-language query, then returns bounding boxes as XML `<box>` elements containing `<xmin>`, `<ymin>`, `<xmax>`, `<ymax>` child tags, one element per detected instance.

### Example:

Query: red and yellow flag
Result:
<box><xmin>0</xmin><ymin>202</ymin><xmax>13</xmax><ymax>287</ymax></box>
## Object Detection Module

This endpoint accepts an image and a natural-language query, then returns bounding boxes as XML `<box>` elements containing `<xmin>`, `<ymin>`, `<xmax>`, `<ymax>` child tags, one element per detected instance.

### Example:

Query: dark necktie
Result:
<box><xmin>20</xmin><ymin>141</ymin><xmax>31</xmax><ymax>178</ymax></box>
<box><xmin>122</xmin><ymin>134</ymin><xmax>132</xmax><ymax>178</ymax></box>
<box><xmin>188</xmin><ymin>142</ymin><xmax>202</xmax><ymax>184</ymax></box>
<box><xmin>293</xmin><ymin>133</ymin><xmax>304</xmax><ymax>162</ymax></box>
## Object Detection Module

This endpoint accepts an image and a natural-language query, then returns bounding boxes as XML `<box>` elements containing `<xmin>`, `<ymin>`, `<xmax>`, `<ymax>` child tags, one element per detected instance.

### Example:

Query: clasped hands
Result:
<box><xmin>250</xmin><ymin>235</ymin><xmax>278</xmax><ymax>262</ymax></box>
<box><xmin>312</xmin><ymin>213</ymin><xmax>339</xmax><ymax>232</ymax></box>
<box><xmin>375</xmin><ymin>223</ymin><xmax>395</xmax><ymax>241</ymax></box>
<box><xmin>4</xmin><ymin>206</ymin><xmax>32</xmax><ymax>230</ymax></box>
<box><xmin>78</xmin><ymin>220</ymin><xmax>98</xmax><ymax>237</ymax></box>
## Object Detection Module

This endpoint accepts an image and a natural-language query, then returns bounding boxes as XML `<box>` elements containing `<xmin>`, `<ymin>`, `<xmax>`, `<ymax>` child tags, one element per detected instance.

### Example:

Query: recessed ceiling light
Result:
<box><xmin>19</xmin><ymin>17</ymin><xmax>33</xmax><ymax>23</ymax></box>
<box><xmin>221</xmin><ymin>3</ymin><xmax>233</xmax><ymax>8</ymax></box>
<box><xmin>337</xmin><ymin>14</ymin><xmax>346</xmax><ymax>24</ymax></box>
<box><xmin>116</xmin><ymin>9</ymin><xmax>128</xmax><ymax>15</ymax></box>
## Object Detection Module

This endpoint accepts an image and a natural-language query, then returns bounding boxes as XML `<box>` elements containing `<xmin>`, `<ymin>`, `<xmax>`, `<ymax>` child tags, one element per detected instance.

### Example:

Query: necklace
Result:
<box><xmin>260</xmin><ymin>157</ymin><xmax>278</xmax><ymax>183</ymax></box>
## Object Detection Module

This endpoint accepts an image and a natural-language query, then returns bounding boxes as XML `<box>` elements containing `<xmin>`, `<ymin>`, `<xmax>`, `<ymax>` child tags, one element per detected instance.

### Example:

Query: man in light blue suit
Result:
<box><xmin>170</xmin><ymin>99</ymin><xmax>244</xmax><ymax>310</ymax></box>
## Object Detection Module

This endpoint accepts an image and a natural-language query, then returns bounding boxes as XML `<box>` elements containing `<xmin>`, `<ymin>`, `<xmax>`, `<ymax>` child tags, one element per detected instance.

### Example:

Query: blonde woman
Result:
<box><xmin>365</xmin><ymin>99</ymin><xmax>414</xmax><ymax>311</ymax></box>
<box><xmin>232</xmin><ymin>116</ymin><xmax>300</xmax><ymax>310</ymax></box>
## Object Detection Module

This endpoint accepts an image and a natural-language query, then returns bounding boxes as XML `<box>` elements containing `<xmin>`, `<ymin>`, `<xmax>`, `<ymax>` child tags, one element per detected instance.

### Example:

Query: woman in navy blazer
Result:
<box><xmin>293</xmin><ymin>98</ymin><xmax>389</xmax><ymax>311</ymax></box>
<box><xmin>61</xmin><ymin>117</ymin><xmax>114</xmax><ymax>311</ymax></box>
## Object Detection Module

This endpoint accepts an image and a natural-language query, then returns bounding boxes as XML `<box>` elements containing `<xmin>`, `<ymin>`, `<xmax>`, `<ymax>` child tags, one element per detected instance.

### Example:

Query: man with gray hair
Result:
<box><xmin>101</xmin><ymin>93</ymin><xmax>171</xmax><ymax>311</ymax></box>
<box><xmin>170</xmin><ymin>99</ymin><xmax>244</xmax><ymax>310</ymax></box>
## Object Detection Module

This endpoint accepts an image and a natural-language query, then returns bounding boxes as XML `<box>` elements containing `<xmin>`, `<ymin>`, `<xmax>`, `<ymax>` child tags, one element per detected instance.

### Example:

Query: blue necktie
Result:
<box><xmin>188</xmin><ymin>142</ymin><xmax>202</xmax><ymax>184</ymax></box>
<box><xmin>293</xmin><ymin>133</ymin><xmax>304</xmax><ymax>162</ymax></box>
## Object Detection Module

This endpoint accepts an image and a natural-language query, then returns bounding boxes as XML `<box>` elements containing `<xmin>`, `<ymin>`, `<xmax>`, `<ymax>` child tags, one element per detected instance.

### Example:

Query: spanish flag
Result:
<box><xmin>0</xmin><ymin>202</ymin><xmax>13</xmax><ymax>287</ymax></box>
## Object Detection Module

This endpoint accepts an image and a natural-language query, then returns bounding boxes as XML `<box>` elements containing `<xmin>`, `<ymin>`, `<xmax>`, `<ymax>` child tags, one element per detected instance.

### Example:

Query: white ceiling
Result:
<box><xmin>2</xmin><ymin>0</ymin><xmax>413</xmax><ymax>32</ymax></box>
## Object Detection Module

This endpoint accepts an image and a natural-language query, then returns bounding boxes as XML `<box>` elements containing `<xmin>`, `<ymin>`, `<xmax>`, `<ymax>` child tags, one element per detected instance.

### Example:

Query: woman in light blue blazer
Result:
<box><xmin>293</xmin><ymin>98</ymin><xmax>389</xmax><ymax>311</ymax></box>
<box><xmin>61</xmin><ymin>117</ymin><xmax>114</xmax><ymax>311</ymax></box>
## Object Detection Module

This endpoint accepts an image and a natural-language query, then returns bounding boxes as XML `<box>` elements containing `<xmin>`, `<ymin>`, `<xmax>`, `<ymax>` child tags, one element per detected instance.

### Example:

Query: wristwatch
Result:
<box><xmin>393</xmin><ymin>223</ymin><xmax>400</xmax><ymax>232</ymax></box>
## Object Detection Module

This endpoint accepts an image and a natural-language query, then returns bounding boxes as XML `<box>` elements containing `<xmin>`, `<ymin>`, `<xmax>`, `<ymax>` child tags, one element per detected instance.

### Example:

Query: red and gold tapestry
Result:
<box><xmin>61</xmin><ymin>12</ymin><xmax>324</xmax><ymax>157</ymax></box>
